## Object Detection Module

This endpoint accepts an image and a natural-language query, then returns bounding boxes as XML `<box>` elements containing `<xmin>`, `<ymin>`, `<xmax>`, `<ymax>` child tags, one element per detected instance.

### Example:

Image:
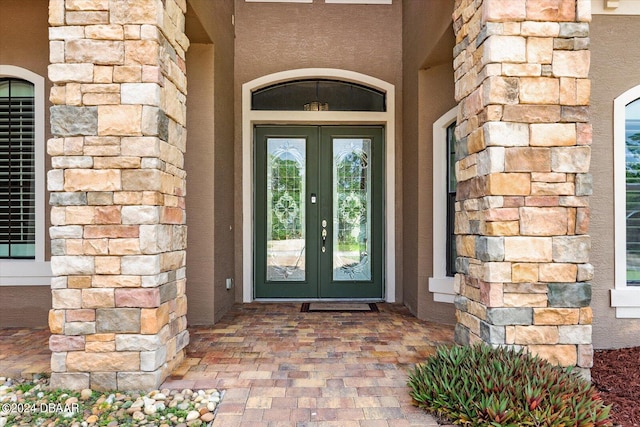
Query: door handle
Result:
<box><xmin>321</xmin><ymin>219</ymin><xmax>327</xmax><ymax>253</ymax></box>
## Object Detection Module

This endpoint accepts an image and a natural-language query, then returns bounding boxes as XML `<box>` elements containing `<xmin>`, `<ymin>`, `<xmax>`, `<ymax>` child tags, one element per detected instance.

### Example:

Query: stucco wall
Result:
<box><xmin>0</xmin><ymin>0</ymin><xmax>52</xmax><ymax>327</ymax></box>
<box><xmin>185</xmin><ymin>0</ymin><xmax>236</xmax><ymax>324</ymax></box>
<box><xmin>402</xmin><ymin>0</ymin><xmax>457</xmax><ymax>323</ymax></box>
<box><xmin>233</xmin><ymin>0</ymin><xmax>403</xmax><ymax>301</ymax></box>
<box><xmin>590</xmin><ymin>15</ymin><xmax>640</xmax><ymax>349</ymax></box>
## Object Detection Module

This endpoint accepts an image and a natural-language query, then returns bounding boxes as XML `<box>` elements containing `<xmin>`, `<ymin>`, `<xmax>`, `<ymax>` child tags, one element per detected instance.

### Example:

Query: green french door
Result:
<box><xmin>255</xmin><ymin>126</ymin><xmax>384</xmax><ymax>299</ymax></box>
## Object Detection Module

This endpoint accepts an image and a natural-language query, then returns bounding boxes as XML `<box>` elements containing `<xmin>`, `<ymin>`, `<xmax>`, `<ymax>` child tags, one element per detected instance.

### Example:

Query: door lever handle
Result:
<box><xmin>321</xmin><ymin>220</ymin><xmax>327</xmax><ymax>253</ymax></box>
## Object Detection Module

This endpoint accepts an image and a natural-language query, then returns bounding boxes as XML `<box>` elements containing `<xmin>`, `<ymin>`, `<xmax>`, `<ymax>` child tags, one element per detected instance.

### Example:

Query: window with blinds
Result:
<box><xmin>0</xmin><ymin>78</ymin><xmax>36</xmax><ymax>259</ymax></box>
<box><xmin>446</xmin><ymin>122</ymin><xmax>457</xmax><ymax>277</ymax></box>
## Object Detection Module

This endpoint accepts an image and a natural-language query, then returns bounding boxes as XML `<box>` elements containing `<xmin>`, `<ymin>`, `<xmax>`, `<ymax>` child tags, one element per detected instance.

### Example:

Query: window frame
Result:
<box><xmin>429</xmin><ymin>107</ymin><xmax>458</xmax><ymax>303</ymax></box>
<box><xmin>0</xmin><ymin>65</ymin><xmax>50</xmax><ymax>286</ymax></box>
<box><xmin>612</xmin><ymin>84</ymin><xmax>640</xmax><ymax>317</ymax></box>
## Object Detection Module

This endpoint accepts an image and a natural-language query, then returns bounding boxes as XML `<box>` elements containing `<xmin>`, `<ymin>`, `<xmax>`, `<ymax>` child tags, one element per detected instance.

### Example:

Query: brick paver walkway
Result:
<box><xmin>162</xmin><ymin>303</ymin><xmax>455</xmax><ymax>426</ymax></box>
<box><xmin>0</xmin><ymin>303</ymin><xmax>455</xmax><ymax>426</ymax></box>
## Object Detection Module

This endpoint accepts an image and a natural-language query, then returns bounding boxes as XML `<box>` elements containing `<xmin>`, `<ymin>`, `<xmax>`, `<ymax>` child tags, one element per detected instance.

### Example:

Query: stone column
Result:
<box><xmin>47</xmin><ymin>0</ymin><xmax>190</xmax><ymax>390</ymax></box>
<box><xmin>452</xmin><ymin>0</ymin><xmax>593</xmax><ymax>375</ymax></box>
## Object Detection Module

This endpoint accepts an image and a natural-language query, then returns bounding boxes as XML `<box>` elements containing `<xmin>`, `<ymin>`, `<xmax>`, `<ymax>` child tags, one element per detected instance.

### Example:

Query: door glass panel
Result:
<box><xmin>332</xmin><ymin>138</ymin><xmax>372</xmax><ymax>281</ymax></box>
<box><xmin>266</xmin><ymin>138</ymin><xmax>306</xmax><ymax>281</ymax></box>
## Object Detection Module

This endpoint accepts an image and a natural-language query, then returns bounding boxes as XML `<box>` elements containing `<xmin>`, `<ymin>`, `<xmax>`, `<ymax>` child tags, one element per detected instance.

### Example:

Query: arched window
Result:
<box><xmin>613</xmin><ymin>85</ymin><xmax>640</xmax><ymax>317</ymax></box>
<box><xmin>0</xmin><ymin>78</ymin><xmax>36</xmax><ymax>259</ymax></box>
<box><xmin>251</xmin><ymin>79</ymin><xmax>386</xmax><ymax>111</ymax></box>
<box><xmin>0</xmin><ymin>65</ymin><xmax>49</xmax><ymax>286</ymax></box>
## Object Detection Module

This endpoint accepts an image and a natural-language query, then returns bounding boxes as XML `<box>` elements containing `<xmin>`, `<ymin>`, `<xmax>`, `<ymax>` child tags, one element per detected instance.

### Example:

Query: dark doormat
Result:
<box><xmin>301</xmin><ymin>302</ymin><xmax>379</xmax><ymax>313</ymax></box>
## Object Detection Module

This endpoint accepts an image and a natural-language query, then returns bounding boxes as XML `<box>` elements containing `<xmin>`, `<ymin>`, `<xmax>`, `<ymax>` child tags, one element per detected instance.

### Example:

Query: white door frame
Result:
<box><xmin>242</xmin><ymin>68</ymin><xmax>396</xmax><ymax>302</ymax></box>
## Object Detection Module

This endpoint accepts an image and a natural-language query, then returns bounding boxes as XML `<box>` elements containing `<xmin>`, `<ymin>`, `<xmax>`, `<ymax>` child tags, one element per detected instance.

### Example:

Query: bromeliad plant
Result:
<box><xmin>407</xmin><ymin>344</ymin><xmax>612</xmax><ymax>427</ymax></box>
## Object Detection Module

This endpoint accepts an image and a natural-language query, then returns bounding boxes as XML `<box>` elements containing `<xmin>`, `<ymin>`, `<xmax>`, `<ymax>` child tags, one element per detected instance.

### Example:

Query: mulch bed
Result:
<box><xmin>592</xmin><ymin>346</ymin><xmax>640</xmax><ymax>427</ymax></box>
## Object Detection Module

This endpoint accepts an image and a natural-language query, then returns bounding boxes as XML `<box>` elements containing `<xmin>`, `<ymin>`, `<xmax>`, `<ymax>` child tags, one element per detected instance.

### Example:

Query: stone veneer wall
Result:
<box><xmin>452</xmin><ymin>0</ymin><xmax>593</xmax><ymax>375</ymax></box>
<box><xmin>47</xmin><ymin>0</ymin><xmax>190</xmax><ymax>390</ymax></box>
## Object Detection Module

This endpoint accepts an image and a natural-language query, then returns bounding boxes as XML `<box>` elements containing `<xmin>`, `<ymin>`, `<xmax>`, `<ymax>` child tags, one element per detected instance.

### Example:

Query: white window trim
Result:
<box><xmin>591</xmin><ymin>0</ymin><xmax>640</xmax><ymax>15</ymax></box>
<box><xmin>428</xmin><ymin>107</ymin><xmax>458</xmax><ymax>303</ymax></box>
<box><xmin>242</xmin><ymin>68</ymin><xmax>395</xmax><ymax>303</ymax></box>
<box><xmin>612</xmin><ymin>84</ymin><xmax>640</xmax><ymax>317</ymax></box>
<box><xmin>0</xmin><ymin>65</ymin><xmax>51</xmax><ymax>286</ymax></box>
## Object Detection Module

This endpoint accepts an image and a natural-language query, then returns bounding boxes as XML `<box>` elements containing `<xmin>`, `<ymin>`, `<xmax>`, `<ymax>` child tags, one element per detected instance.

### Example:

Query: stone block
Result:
<box><xmin>121</xmin><ymin>83</ymin><xmax>161</xmax><ymax>105</ymax></box>
<box><xmin>51</xmin><ymin>352</ymin><xmax>66</xmax><ymax>372</ymax></box>
<box><xmin>528</xmin><ymin>344</ymin><xmax>577</xmax><ymax>366</ymax></box>
<box><xmin>553</xmin><ymin>235</ymin><xmax>590</xmax><ymax>263</ymax></box>
<box><xmin>66</xmin><ymin>351</ymin><xmax>139</xmax><ymax>372</ymax></box>
<box><xmin>66</xmin><ymin>309</ymin><xmax>96</xmax><ymax>322</ymax></box>
<box><xmin>526</xmin><ymin>0</ymin><xmax>575</xmax><ymax>21</ymax></box>
<box><xmin>551</xmin><ymin>146</ymin><xmax>590</xmax><ymax>173</ymax></box>
<box><xmin>85</xmin><ymin>340</ymin><xmax>115</xmax><ymax>352</ymax></box>
<box><xmin>115</xmin><ymin>288</ymin><xmax>161</xmax><ymax>308</ymax></box>
<box><xmin>121</xmin><ymin>169</ymin><xmax>163</xmax><ymax>191</ymax></box>
<box><xmin>116</xmin><ymin>370</ymin><xmax>163</xmax><ymax>391</ymax></box>
<box><xmin>49</xmin><ymin>310</ymin><xmax>65</xmax><ymax>334</ymax></box>
<box><xmin>124</xmin><ymin>40</ymin><xmax>159</xmax><ymax>65</ymax></box>
<box><xmin>66</xmin><ymin>11</ymin><xmax>109</xmax><ymax>25</ymax></box>
<box><xmin>49</xmin><ymin>64</ymin><xmax>94</xmax><ymax>83</ymax></box>
<box><xmin>531</xmin><ymin>182</ymin><xmax>574</xmax><ymax>196</ymax></box>
<box><xmin>65</xmin><ymin>40</ymin><xmax>124</xmax><ymax>65</ymax></box>
<box><xmin>90</xmin><ymin>372</ymin><xmax>117</xmax><ymax>391</ymax></box>
<box><xmin>98</xmin><ymin>105</ymin><xmax>143</xmax><ymax>136</ymax></box>
<box><xmin>49</xmin><ymin>335</ymin><xmax>85</xmax><ymax>352</ymax></box>
<box><xmin>115</xmin><ymin>334</ymin><xmax>162</xmax><ymax>351</ymax></box>
<box><xmin>475</xmin><ymin>236</ymin><xmax>505</xmax><ymax>261</ymax></box>
<box><xmin>538</xmin><ymin>263</ymin><xmax>577</xmax><ymax>282</ymax></box>
<box><xmin>577</xmin><ymin>344</ymin><xmax>593</xmax><ymax>368</ymax></box>
<box><xmin>512</xmin><ymin>263</ymin><xmax>539</xmax><ymax>283</ymax></box>
<box><xmin>141</xmin><ymin>347</ymin><xmax>167</xmax><ymax>371</ymax></box>
<box><xmin>519</xmin><ymin>77</ymin><xmax>559</xmax><ymax>104</ymax></box>
<box><xmin>483</xmin><ymin>262</ymin><xmax>511</xmax><ymax>282</ymax></box>
<box><xmin>95</xmin><ymin>257</ymin><xmax>121</xmax><ymax>274</ymax></box>
<box><xmin>514</xmin><ymin>325</ymin><xmax>559</xmax><ymax>345</ymax></box>
<box><xmin>558</xmin><ymin>325</ymin><xmax>591</xmax><ymax>344</ymax></box>
<box><xmin>485</xmin><ymin>221</ymin><xmax>520</xmax><ymax>236</ymax></box>
<box><xmin>505</xmin><ymin>147</ymin><xmax>550</xmax><ymax>173</ymax></box>
<box><xmin>552</xmin><ymin>50</ymin><xmax>590</xmax><ymax>78</ymax></box>
<box><xmin>577</xmin><ymin>263</ymin><xmax>594</xmax><ymax>281</ymax></box>
<box><xmin>503</xmin><ymin>293</ymin><xmax>548</xmax><ymax>307</ymax></box>
<box><xmin>50</xmin><ymin>225</ymin><xmax>83</xmax><ymax>239</ymax></box>
<box><xmin>96</xmin><ymin>308</ymin><xmax>140</xmax><ymax>333</ymax></box>
<box><xmin>65</xmin><ymin>321</ymin><xmax>96</xmax><ymax>335</ymax></box>
<box><xmin>519</xmin><ymin>207</ymin><xmax>568</xmax><ymax>236</ymax></box>
<box><xmin>480</xmin><ymin>322</ymin><xmax>505</xmax><ymax>344</ymax></box>
<box><xmin>82</xmin><ymin>288</ymin><xmax>115</xmax><ymax>308</ymax></box>
<box><xmin>483</xmin><ymin>77</ymin><xmax>520</xmax><ymax>106</ymax></box>
<box><xmin>121</xmin><ymin>206</ymin><xmax>161</xmax><ymax>224</ymax></box>
<box><xmin>526</xmin><ymin>37</ymin><xmax>554</xmax><ymax>64</ymax></box>
<box><xmin>486</xmin><ymin>307</ymin><xmax>533</xmax><ymax>326</ymax></box>
<box><xmin>92</xmin><ymin>275</ymin><xmax>141</xmax><ymax>288</ymax></box>
<box><xmin>141</xmin><ymin>303</ymin><xmax>170</xmax><ymax>334</ymax></box>
<box><xmin>50</xmin><ymin>373</ymin><xmax>90</xmax><ymax>390</ymax></box>
<box><xmin>51</xmin><ymin>106</ymin><xmax>98</xmax><ymax>136</ymax></box>
<box><xmin>502</xmin><ymin>105</ymin><xmax>560</xmax><ymax>123</ymax></box>
<box><xmin>530</xmin><ymin>123</ymin><xmax>576</xmax><ymax>147</ymax></box>
<box><xmin>68</xmin><ymin>276</ymin><xmax>92</xmax><ymax>289</ymax></box>
<box><xmin>121</xmin><ymin>255</ymin><xmax>161</xmax><ymax>275</ymax></box>
<box><xmin>548</xmin><ymin>282</ymin><xmax>591</xmax><ymax>307</ymax></box>
<box><xmin>504</xmin><ymin>236</ymin><xmax>552</xmax><ymax>262</ymax></box>
<box><xmin>64</xmin><ymin>169</ymin><xmax>121</xmax><ymax>192</ymax></box>
<box><xmin>52</xmin><ymin>289</ymin><xmax>82</xmax><ymax>309</ymax></box>
<box><xmin>85</xmin><ymin>24</ymin><xmax>124</xmax><ymax>40</ymax></box>
<box><xmin>534</xmin><ymin>308</ymin><xmax>580</xmax><ymax>325</ymax></box>
<box><xmin>85</xmin><ymin>225</ymin><xmax>139</xmax><ymax>238</ymax></box>
<box><xmin>487</xmin><ymin>173</ymin><xmax>531</xmax><ymax>195</ymax></box>
<box><xmin>108</xmin><ymin>239</ymin><xmax>140</xmax><ymax>255</ymax></box>
<box><xmin>484</xmin><ymin>35</ymin><xmax>526</xmax><ymax>63</ymax></box>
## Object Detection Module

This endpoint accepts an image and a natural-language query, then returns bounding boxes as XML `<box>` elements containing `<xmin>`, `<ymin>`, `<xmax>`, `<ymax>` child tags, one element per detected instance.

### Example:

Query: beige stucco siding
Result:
<box><xmin>185</xmin><ymin>0</ymin><xmax>236</xmax><ymax>324</ymax></box>
<box><xmin>233</xmin><ymin>0</ymin><xmax>403</xmax><ymax>301</ymax></box>
<box><xmin>0</xmin><ymin>0</ymin><xmax>51</xmax><ymax>327</ymax></box>
<box><xmin>402</xmin><ymin>0</ymin><xmax>457</xmax><ymax>323</ymax></box>
<box><xmin>590</xmin><ymin>15</ymin><xmax>640</xmax><ymax>349</ymax></box>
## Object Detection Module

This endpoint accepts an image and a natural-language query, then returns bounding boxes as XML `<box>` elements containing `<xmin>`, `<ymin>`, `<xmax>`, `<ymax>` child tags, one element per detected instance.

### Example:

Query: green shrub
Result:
<box><xmin>407</xmin><ymin>344</ymin><xmax>611</xmax><ymax>427</ymax></box>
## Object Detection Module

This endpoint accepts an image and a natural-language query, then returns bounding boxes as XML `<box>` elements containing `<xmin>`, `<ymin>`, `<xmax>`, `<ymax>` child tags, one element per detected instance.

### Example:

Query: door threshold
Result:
<box><xmin>253</xmin><ymin>298</ymin><xmax>384</xmax><ymax>303</ymax></box>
